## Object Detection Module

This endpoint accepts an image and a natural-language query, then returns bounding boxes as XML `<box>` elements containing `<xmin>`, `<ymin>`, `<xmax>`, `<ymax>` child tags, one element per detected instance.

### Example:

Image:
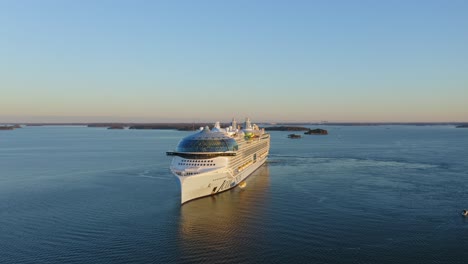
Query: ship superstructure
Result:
<box><xmin>167</xmin><ymin>118</ymin><xmax>270</xmax><ymax>204</ymax></box>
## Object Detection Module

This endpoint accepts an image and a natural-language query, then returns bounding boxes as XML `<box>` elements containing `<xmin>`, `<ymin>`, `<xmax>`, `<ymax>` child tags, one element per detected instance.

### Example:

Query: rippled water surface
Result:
<box><xmin>1</xmin><ymin>126</ymin><xmax>468</xmax><ymax>263</ymax></box>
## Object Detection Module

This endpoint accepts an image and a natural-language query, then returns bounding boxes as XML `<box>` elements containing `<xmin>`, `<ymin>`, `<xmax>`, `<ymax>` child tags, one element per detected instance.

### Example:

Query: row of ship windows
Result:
<box><xmin>244</xmin><ymin>142</ymin><xmax>268</xmax><ymax>156</ymax></box>
<box><xmin>175</xmin><ymin>172</ymin><xmax>200</xmax><ymax>176</ymax></box>
<box><xmin>179</xmin><ymin>163</ymin><xmax>216</xmax><ymax>166</ymax></box>
<box><xmin>181</xmin><ymin>159</ymin><xmax>214</xmax><ymax>163</ymax></box>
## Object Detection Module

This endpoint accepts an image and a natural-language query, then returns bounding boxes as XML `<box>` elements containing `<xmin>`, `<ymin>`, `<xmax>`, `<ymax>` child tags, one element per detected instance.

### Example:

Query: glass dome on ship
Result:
<box><xmin>176</xmin><ymin>127</ymin><xmax>238</xmax><ymax>153</ymax></box>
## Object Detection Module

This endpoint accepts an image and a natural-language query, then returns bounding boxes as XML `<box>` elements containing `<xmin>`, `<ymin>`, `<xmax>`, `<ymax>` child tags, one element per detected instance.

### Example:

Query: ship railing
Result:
<box><xmin>166</xmin><ymin>151</ymin><xmax>236</xmax><ymax>159</ymax></box>
<box><xmin>226</xmin><ymin>168</ymin><xmax>235</xmax><ymax>179</ymax></box>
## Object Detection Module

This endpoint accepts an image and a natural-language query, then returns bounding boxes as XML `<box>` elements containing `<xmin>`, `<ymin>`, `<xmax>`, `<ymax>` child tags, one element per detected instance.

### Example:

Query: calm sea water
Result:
<box><xmin>1</xmin><ymin>126</ymin><xmax>468</xmax><ymax>264</ymax></box>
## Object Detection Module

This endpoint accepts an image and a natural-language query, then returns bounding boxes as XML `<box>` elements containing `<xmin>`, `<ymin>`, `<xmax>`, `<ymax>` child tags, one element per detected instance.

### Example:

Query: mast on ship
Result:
<box><xmin>231</xmin><ymin>118</ymin><xmax>237</xmax><ymax>131</ymax></box>
<box><xmin>244</xmin><ymin>117</ymin><xmax>252</xmax><ymax>130</ymax></box>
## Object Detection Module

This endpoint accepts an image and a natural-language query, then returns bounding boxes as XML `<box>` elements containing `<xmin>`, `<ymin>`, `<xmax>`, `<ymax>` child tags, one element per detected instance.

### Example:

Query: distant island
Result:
<box><xmin>287</xmin><ymin>134</ymin><xmax>302</xmax><ymax>139</ymax></box>
<box><xmin>0</xmin><ymin>124</ymin><xmax>21</xmax><ymax>130</ymax></box>
<box><xmin>265</xmin><ymin>126</ymin><xmax>309</xmax><ymax>131</ymax></box>
<box><xmin>305</xmin><ymin>128</ymin><xmax>328</xmax><ymax>135</ymax></box>
<box><xmin>270</xmin><ymin>122</ymin><xmax>468</xmax><ymax>126</ymax></box>
<box><xmin>265</xmin><ymin>126</ymin><xmax>328</xmax><ymax>135</ymax></box>
<box><xmin>125</xmin><ymin>123</ymin><xmax>230</xmax><ymax>131</ymax></box>
<box><xmin>107</xmin><ymin>125</ymin><xmax>125</xmax><ymax>129</ymax></box>
<box><xmin>87</xmin><ymin>123</ymin><xmax>205</xmax><ymax>131</ymax></box>
<box><xmin>456</xmin><ymin>124</ymin><xmax>468</xmax><ymax>128</ymax></box>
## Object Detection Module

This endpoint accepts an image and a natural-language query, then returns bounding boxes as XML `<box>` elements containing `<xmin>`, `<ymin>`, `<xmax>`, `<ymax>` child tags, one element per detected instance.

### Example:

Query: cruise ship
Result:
<box><xmin>167</xmin><ymin>118</ymin><xmax>270</xmax><ymax>204</ymax></box>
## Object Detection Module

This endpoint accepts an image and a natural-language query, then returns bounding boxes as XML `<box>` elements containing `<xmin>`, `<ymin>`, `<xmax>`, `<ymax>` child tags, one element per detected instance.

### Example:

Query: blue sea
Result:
<box><xmin>1</xmin><ymin>125</ymin><xmax>468</xmax><ymax>264</ymax></box>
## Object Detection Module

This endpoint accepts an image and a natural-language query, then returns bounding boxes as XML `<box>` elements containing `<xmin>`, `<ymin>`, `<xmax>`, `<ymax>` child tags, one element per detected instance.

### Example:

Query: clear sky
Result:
<box><xmin>1</xmin><ymin>0</ymin><xmax>467</xmax><ymax>123</ymax></box>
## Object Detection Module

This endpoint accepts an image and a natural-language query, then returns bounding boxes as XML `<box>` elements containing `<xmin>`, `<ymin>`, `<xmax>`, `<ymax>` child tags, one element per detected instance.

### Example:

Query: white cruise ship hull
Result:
<box><xmin>174</xmin><ymin>156</ymin><xmax>267</xmax><ymax>204</ymax></box>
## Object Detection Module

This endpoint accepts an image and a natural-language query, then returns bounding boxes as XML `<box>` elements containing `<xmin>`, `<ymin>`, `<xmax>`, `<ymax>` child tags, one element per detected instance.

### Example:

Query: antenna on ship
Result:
<box><xmin>244</xmin><ymin>117</ymin><xmax>252</xmax><ymax>130</ymax></box>
<box><xmin>231</xmin><ymin>118</ymin><xmax>237</xmax><ymax>131</ymax></box>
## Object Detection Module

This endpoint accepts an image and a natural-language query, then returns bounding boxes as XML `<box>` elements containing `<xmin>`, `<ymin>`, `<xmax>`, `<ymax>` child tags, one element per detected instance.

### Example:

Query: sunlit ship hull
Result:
<box><xmin>174</xmin><ymin>155</ymin><xmax>268</xmax><ymax>204</ymax></box>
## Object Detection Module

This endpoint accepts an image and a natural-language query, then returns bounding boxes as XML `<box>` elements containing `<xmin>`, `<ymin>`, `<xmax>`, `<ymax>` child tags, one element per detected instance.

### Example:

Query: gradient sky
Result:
<box><xmin>1</xmin><ymin>0</ymin><xmax>467</xmax><ymax>122</ymax></box>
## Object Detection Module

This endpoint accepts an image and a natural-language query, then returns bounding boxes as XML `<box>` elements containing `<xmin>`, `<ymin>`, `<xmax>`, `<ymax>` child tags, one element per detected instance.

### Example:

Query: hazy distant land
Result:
<box><xmin>0</xmin><ymin>124</ymin><xmax>22</xmax><ymax>130</ymax></box>
<box><xmin>0</xmin><ymin>122</ymin><xmax>466</xmax><ymax>131</ymax></box>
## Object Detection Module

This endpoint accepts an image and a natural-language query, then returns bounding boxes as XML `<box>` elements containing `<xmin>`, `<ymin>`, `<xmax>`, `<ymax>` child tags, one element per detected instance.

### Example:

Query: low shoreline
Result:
<box><xmin>1</xmin><ymin>122</ymin><xmax>467</xmax><ymax>131</ymax></box>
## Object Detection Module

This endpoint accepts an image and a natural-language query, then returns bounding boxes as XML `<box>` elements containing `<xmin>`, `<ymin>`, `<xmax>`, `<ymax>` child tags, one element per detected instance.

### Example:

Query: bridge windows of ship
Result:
<box><xmin>178</xmin><ymin>162</ymin><xmax>216</xmax><ymax>166</ymax></box>
<box><xmin>178</xmin><ymin>159</ymin><xmax>217</xmax><ymax>167</ymax></box>
<box><xmin>174</xmin><ymin>171</ymin><xmax>202</xmax><ymax>176</ymax></box>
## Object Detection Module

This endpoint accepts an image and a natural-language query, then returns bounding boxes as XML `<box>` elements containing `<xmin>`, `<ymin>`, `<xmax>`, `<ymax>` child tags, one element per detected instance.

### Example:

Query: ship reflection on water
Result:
<box><xmin>177</xmin><ymin>165</ymin><xmax>270</xmax><ymax>263</ymax></box>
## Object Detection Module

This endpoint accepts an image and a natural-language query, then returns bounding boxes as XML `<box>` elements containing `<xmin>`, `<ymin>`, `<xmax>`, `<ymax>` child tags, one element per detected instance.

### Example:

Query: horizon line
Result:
<box><xmin>2</xmin><ymin>121</ymin><xmax>467</xmax><ymax>125</ymax></box>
